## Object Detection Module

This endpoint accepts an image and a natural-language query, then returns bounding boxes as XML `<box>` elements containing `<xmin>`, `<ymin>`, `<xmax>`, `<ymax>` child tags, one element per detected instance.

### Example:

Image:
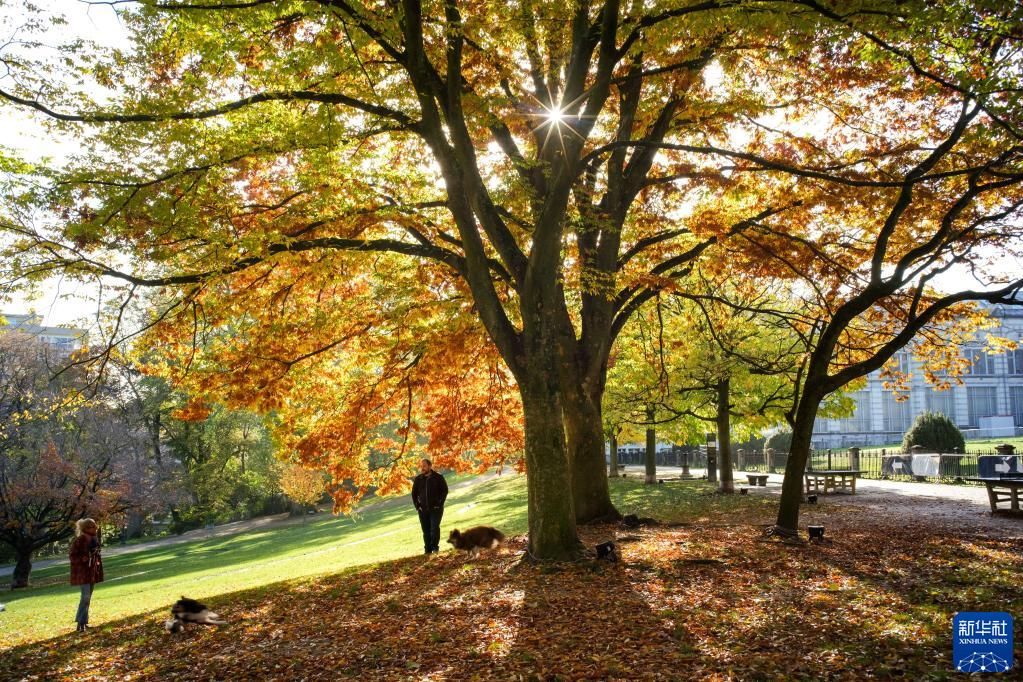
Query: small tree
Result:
<box><xmin>765</xmin><ymin>430</ymin><xmax>793</xmax><ymax>455</ymax></box>
<box><xmin>902</xmin><ymin>411</ymin><xmax>965</xmax><ymax>454</ymax></box>
<box><xmin>280</xmin><ymin>463</ymin><xmax>325</xmax><ymax>519</ymax></box>
<box><xmin>0</xmin><ymin>333</ymin><xmax>131</xmax><ymax>587</ymax></box>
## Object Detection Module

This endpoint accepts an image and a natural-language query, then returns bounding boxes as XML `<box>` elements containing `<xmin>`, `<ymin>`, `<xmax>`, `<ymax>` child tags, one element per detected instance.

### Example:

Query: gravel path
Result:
<box><xmin>619</xmin><ymin>464</ymin><xmax>1023</xmax><ymax>538</ymax></box>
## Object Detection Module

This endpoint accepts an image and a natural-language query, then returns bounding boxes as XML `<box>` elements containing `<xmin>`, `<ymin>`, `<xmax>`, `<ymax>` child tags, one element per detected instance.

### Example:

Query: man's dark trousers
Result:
<box><xmin>418</xmin><ymin>507</ymin><xmax>443</xmax><ymax>553</ymax></box>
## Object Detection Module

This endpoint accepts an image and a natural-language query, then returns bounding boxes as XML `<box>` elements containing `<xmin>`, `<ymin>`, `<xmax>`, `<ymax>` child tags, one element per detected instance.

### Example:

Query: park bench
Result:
<box><xmin>803</xmin><ymin>470</ymin><xmax>863</xmax><ymax>495</ymax></box>
<box><xmin>966</xmin><ymin>477</ymin><xmax>1023</xmax><ymax>514</ymax></box>
<box><xmin>746</xmin><ymin>474</ymin><xmax>769</xmax><ymax>487</ymax></box>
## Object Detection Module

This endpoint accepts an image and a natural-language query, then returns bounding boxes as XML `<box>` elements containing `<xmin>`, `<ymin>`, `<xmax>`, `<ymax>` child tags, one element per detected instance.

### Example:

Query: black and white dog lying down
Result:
<box><xmin>164</xmin><ymin>596</ymin><xmax>227</xmax><ymax>633</ymax></box>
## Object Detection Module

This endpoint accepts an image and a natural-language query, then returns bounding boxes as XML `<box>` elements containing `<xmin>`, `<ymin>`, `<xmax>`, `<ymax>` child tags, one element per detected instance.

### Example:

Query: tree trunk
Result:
<box><xmin>151</xmin><ymin>410</ymin><xmax>162</xmax><ymax>465</ymax></box>
<box><xmin>11</xmin><ymin>546</ymin><xmax>33</xmax><ymax>589</ymax></box>
<box><xmin>125</xmin><ymin>510</ymin><xmax>146</xmax><ymax>539</ymax></box>
<box><xmin>644</xmin><ymin>405</ymin><xmax>657</xmax><ymax>484</ymax></box>
<box><xmin>521</xmin><ymin>381</ymin><xmax>583</xmax><ymax>560</ymax></box>
<box><xmin>716</xmin><ymin>378</ymin><xmax>734</xmax><ymax>494</ymax></box>
<box><xmin>564</xmin><ymin>392</ymin><xmax>619</xmax><ymax>523</ymax></box>
<box><xmin>775</xmin><ymin>400</ymin><xmax>819</xmax><ymax>535</ymax></box>
<box><xmin>609</xmin><ymin>432</ymin><xmax>619</xmax><ymax>478</ymax></box>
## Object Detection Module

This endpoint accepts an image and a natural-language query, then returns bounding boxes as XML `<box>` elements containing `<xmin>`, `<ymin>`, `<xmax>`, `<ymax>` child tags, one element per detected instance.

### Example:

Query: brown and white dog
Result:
<box><xmin>165</xmin><ymin>596</ymin><xmax>226</xmax><ymax>632</ymax></box>
<box><xmin>447</xmin><ymin>526</ymin><xmax>505</xmax><ymax>557</ymax></box>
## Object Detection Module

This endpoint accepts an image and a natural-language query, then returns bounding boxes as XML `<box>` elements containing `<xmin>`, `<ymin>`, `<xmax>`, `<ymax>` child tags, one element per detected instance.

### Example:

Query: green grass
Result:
<box><xmin>0</xmin><ymin>474</ymin><xmax>773</xmax><ymax>649</ymax></box>
<box><xmin>612</xmin><ymin>477</ymin><xmax>776</xmax><ymax>522</ymax></box>
<box><xmin>0</xmin><ymin>474</ymin><xmax>526</xmax><ymax>648</ymax></box>
<box><xmin>958</xmin><ymin>435</ymin><xmax>1023</xmax><ymax>450</ymax></box>
<box><xmin>859</xmin><ymin>435</ymin><xmax>1023</xmax><ymax>454</ymax></box>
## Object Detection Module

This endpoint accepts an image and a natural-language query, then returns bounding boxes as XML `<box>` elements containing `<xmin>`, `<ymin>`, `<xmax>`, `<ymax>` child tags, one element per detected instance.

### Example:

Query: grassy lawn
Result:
<box><xmin>860</xmin><ymin>435</ymin><xmax>1023</xmax><ymax>455</ymax></box>
<box><xmin>0</xmin><ymin>473</ymin><xmax>527</xmax><ymax>649</ymax></box>
<box><xmin>3</xmin><ymin>475</ymin><xmax>1022</xmax><ymax>680</ymax></box>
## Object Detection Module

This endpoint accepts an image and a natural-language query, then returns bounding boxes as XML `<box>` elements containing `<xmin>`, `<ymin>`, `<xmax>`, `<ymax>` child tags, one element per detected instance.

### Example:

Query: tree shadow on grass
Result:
<box><xmin>11</xmin><ymin>516</ymin><xmax>1009</xmax><ymax>680</ymax></box>
<box><xmin>7</xmin><ymin>476</ymin><xmax>527</xmax><ymax>609</ymax></box>
<box><xmin>497</xmin><ymin>529</ymin><xmax>700</xmax><ymax>680</ymax></box>
<box><xmin>0</xmin><ymin>527</ymin><xmax>696</xmax><ymax>681</ymax></box>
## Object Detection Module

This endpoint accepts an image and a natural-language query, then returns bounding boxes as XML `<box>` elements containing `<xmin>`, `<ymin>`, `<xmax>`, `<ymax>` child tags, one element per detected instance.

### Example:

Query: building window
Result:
<box><xmin>1008</xmin><ymin>348</ymin><xmax>1023</xmax><ymax>375</ymax></box>
<box><xmin>883</xmin><ymin>392</ymin><xmax>911</xmax><ymax>433</ymax></box>
<box><xmin>1011</xmin><ymin>387</ymin><xmax>1023</xmax><ymax>427</ymax></box>
<box><xmin>845</xmin><ymin>391</ymin><xmax>871</xmax><ymax>431</ymax></box>
<box><xmin>895</xmin><ymin>352</ymin><xmax>912</xmax><ymax>374</ymax></box>
<box><xmin>49</xmin><ymin>337</ymin><xmax>75</xmax><ymax>352</ymax></box>
<box><xmin>926</xmin><ymin>388</ymin><xmax>955</xmax><ymax>420</ymax></box>
<box><xmin>963</xmin><ymin>347</ymin><xmax>998</xmax><ymax>376</ymax></box>
<box><xmin>967</xmin><ymin>386</ymin><xmax>998</xmax><ymax>427</ymax></box>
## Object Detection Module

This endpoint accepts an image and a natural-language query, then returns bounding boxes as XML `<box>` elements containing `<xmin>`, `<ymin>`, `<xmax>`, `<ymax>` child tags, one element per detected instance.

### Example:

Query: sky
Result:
<box><xmin>1</xmin><ymin>1</ymin><xmax>129</xmax><ymax>328</ymax></box>
<box><xmin>1</xmin><ymin>1</ymin><xmax>1020</xmax><ymax>330</ymax></box>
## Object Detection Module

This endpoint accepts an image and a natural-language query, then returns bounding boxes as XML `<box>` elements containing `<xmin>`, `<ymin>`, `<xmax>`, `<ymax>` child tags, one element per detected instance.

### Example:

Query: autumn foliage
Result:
<box><xmin>1</xmin><ymin>0</ymin><xmax>1022</xmax><ymax>555</ymax></box>
<box><xmin>0</xmin><ymin>333</ymin><xmax>130</xmax><ymax>587</ymax></box>
<box><xmin>279</xmin><ymin>462</ymin><xmax>325</xmax><ymax>512</ymax></box>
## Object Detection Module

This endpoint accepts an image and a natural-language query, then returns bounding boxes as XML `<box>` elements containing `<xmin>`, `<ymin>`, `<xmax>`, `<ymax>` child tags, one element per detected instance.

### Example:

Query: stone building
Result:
<box><xmin>812</xmin><ymin>302</ymin><xmax>1023</xmax><ymax>448</ymax></box>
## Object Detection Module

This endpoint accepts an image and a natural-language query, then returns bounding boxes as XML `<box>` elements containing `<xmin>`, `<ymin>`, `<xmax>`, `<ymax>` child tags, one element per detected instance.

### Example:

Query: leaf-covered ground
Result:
<box><xmin>4</xmin><ymin>478</ymin><xmax>1022</xmax><ymax>680</ymax></box>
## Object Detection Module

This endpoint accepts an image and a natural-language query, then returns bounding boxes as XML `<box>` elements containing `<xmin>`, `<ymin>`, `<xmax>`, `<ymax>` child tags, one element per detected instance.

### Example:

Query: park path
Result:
<box><xmin>621</xmin><ymin>463</ymin><xmax>1023</xmax><ymax>538</ymax></box>
<box><xmin>0</xmin><ymin>471</ymin><xmax>498</xmax><ymax>578</ymax></box>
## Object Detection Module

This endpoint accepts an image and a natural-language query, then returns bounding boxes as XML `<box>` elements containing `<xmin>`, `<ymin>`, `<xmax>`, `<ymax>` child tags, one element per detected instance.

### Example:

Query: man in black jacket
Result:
<box><xmin>411</xmin><ymin>458</ymin><xmax>448</xmax><ymax>554</ymax></box>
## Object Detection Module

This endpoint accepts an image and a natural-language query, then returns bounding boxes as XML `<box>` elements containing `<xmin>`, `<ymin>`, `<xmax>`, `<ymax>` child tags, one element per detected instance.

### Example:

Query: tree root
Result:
<box><xmin>761</xmin><ymin>525</ymin><xmax>805</xmax><ymax>544</ymax></box>
<box><xmin>518</xmin><ymin>537</ymin><xmax>591</xmax><ymax>565</ymax></box>
<box><xmin>621</xmin><ymin>513</ymin><xmax>660</xmax><ymax>528</ymax></box>
<box><xmin>579</xmin><ymin>509</ymin><xmax>623</xmax><ymax>525</ymax></box>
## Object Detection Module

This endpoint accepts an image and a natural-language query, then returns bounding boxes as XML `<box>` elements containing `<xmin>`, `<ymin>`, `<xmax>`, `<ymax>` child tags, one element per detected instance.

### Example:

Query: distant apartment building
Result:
<box><xmin>812</xmin><ymin>302</ymin><xmax>1023</xmax><ymax>448</ymax></box>
<box><xmin>0</xmin><ymin>312</ymin><xmax>87</xmax><ymax>355</ymax></box>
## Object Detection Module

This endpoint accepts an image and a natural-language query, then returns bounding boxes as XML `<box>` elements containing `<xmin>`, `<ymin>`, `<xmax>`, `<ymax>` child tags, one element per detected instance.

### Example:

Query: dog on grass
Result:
<box><xmin>164</xmin><ymin>596</ymin><xmax>226</xmax><ymax>633</ymax></box>
<box><xmin>447</xmin><ymin>526</ymin><xmax>505</xmax><ymax>557</ymax></box>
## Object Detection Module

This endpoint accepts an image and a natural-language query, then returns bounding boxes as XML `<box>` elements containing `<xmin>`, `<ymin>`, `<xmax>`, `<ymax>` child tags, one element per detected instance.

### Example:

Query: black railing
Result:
<box><xmin>736</xmin><ymin>447</ymin><xmax>1016</xmax><ymax>484</ymax></box>
<box><xmin>613</xmin><ymin>445</ymin><xmax>1020</xmax><ymax>486</ymax></box>
<box><xmin>614</xmin><ymin>448</ymin><xmax>709</xmax><ymax>468</ymax></box>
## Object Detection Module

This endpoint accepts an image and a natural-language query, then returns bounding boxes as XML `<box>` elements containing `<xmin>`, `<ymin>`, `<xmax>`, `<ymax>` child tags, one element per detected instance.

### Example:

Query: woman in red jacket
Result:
<box><xmin>69</xmin><ymin>518</ymin><xmax>104</xmax><ymax>632</ymax></box>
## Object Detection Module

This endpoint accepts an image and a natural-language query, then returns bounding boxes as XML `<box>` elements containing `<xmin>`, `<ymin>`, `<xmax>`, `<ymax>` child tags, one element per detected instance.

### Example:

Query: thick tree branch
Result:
<box><xmin>0</xmin><ymin>88</ymin><xmax>417</xmax><ymax>127</ymax></box>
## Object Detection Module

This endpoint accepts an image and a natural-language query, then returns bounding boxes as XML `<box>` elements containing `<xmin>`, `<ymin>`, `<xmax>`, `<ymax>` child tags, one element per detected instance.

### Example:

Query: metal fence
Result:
<box><xmin>736</xmin><ymin>447</ymin><xmax>1019</xmax><ymax>484</ymax></box>
<box><xmin>614</xmin><ymin>447</ymin><xmax>709</xmax><ymax>469</ymax></box>
<box><xmin>613</xmin><ymin>444</ymin><xmax>1022</xmax><ymax>486</ymax></box>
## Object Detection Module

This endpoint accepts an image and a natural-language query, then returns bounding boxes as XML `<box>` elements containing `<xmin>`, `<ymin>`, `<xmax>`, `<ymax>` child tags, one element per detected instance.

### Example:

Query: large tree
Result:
<box><xmin>3</xmin><ymin>0</ymin><xmax>1022</xmax><ymax>557</ymax></box>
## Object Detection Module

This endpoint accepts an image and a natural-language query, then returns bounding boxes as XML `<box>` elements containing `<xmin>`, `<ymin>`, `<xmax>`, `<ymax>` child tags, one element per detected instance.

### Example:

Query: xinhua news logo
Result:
<box><xmin>953</xmin><ymin>612</ymin><xmax>1014</xmax><ymax>673</ymax></box>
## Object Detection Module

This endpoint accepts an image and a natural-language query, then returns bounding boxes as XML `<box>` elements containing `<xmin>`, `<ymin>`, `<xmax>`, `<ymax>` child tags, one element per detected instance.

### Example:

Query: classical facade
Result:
<box><xmin>812</xmin><ymin>302</ymin><xmax>1023</xmax><ymax>448</ymax></box>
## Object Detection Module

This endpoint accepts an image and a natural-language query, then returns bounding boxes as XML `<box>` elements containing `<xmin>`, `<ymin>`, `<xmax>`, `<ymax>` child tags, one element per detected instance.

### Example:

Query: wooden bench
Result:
<box><xmin>803</xmin><ymin>470</ymin><xmax>863</xmax><ymax>495</ymax></box>
<box><xmin>746</xmin><ymin>474</ymin><xmax>768</xmax><ymax>487</ymax></box>
<box><xmin>966</xmin><ymin>477</ymin><xmax>1023</xmax><ymax>514</ymax></box>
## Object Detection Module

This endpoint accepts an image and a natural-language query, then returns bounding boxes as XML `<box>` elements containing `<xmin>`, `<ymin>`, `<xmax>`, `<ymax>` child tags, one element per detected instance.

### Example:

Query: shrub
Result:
<box><xmin>902</xmin><ymin>411</ymin><xmax>965</xmax><ymax>453</ymax></box>
<box><xmin>734</xmin><ymin>436</ymin><xmax>767</xmax><ymax>452</ymax></box>
<box><xmin>764</xmin><ymin>429</ymin><xmax>793</xmax><ymax>453</ymax></box>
